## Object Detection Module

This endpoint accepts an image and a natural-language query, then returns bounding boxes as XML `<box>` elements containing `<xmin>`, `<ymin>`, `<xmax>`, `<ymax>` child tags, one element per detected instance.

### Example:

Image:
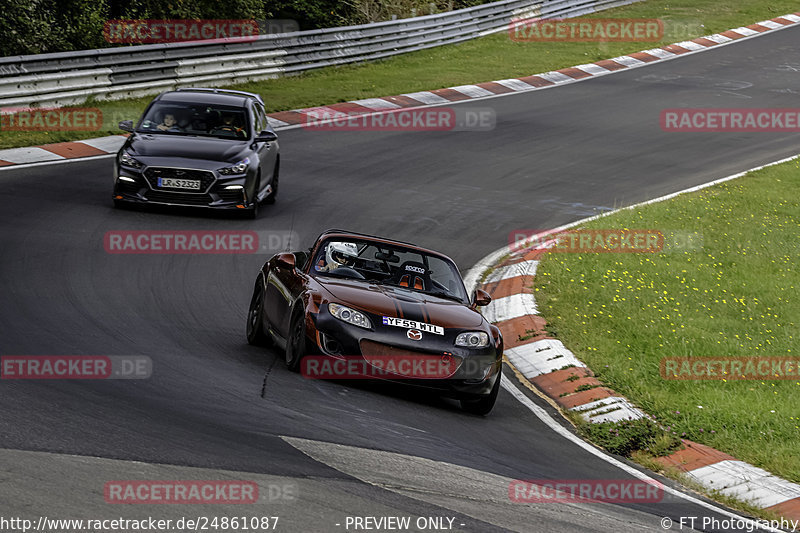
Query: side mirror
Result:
<box><xmin>276</xmin><ymin>252</ymin><xmax>295</xmax><ymax>270</ymax></box>
<box><xmin>255</xmin><ymin>130</ymin><xmax>278</xmax><ymax>143</ymax></box>
<box><xmin>118</xmin><ymin>120</ymin><xmax>134</xmax><ymax>133</ymax></box>
<box><xmin>472</xmin><ymin>289</ymin><xmax>492</xmax><ymax>308</ymax></box>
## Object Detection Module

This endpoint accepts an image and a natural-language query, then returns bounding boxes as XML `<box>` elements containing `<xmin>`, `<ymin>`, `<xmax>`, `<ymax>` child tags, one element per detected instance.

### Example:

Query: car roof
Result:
<box><xmin>158</xmin><ymin>89</ymin><xmax>256</xmax><ymax>107</ymax></box>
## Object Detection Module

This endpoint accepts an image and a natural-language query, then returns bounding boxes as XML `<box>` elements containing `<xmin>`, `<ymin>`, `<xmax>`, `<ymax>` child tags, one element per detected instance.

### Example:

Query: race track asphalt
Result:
<box><xmin>1</xmin><ymin>25</ymin><xmax>798</xmax><ymax>532</ymax></box>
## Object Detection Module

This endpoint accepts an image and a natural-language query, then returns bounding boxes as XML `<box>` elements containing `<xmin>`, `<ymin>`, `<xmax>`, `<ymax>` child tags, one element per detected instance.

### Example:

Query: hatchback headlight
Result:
<box><xmin>455</xmin><ymin>331</ymin><xmax>489</xmax><ymax>348</ymax></box>
<box><xmin>219</xmin><ymin>157</ymin><xmax>250</xmax><ymax>175</ymax></box>
<box><xmin>328</xmin><ymin>303</ymin><xmax>372</xmax><ymax>329</ymax></box>
<box><xmin>120</xmin><ymin>152</ymin><xmax>143</xmax><ymax>169</ymax></box>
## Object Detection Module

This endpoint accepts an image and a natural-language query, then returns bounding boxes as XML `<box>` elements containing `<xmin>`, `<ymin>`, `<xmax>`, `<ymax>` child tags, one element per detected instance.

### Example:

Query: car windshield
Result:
<box><xmin>137</xmin><ymin>102</ymin><xmax>250</xmax><ymax>140</ymax></box>
<box><xmin>311</xmin><ymin>238</ymin><xmax>469</xmax><ymax>304</ymax></box>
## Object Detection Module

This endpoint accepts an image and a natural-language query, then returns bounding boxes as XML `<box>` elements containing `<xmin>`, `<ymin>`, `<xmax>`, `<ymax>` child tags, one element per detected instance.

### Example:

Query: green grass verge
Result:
<box><xmin>574</xmin><ymin>416</ymin><xmax>682</xmax><ymax>457</ymax></box>
<box><xmin>535</xmin><ymin>158</ymin><xmax>800</xmax><ymax>484</ymax></box>
<box><xmin>1</xmin><ymin>0</ymin><xmax>798</xmax><ymax>149</ymax></box>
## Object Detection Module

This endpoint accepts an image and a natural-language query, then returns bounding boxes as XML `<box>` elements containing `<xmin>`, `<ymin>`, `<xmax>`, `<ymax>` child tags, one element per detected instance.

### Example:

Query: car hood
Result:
<box><xmin>318</xmin><ymin>277</ymin><xmax>484</xmax><ymax>329</ymax></box>
<box><xmin>128</xmin><ymin>133</ymin><xmax>248</xmax><ymax>162</ymax></box>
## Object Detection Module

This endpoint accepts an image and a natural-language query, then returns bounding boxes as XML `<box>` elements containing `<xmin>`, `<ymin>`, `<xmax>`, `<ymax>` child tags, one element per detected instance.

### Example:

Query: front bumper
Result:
<box><xmin>113</xmin><ymin>165</ymin><xmax>256</xmax><ymax>209</ymax></box>
<box><xmin>305</xmin><ymin>309</ymin><xmax>502</xmax><ymax>399</ymax></box>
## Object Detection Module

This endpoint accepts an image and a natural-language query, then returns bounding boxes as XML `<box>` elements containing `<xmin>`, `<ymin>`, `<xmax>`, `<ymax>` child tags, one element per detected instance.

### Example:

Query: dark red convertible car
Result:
<box><xmin>246</xmin><ymin>229</ymin><xmax>503</xmax><ymax>414</ymax></box>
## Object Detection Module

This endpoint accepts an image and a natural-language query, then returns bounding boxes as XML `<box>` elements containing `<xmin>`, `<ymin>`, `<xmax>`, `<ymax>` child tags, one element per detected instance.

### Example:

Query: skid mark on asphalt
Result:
<box><xmin>283</xmin><ymin>436</ymin><xmax>688</xmax><ymax>533</ymax></box>
<box><xmin>536</xmin><ymin>199</ymin><xmax>615</xmax><ymax>217</ymax></box>
<box><xmin>260</xmin><ymin>353</ymin><xmax>279</xmax><ymax>398</ymax></box>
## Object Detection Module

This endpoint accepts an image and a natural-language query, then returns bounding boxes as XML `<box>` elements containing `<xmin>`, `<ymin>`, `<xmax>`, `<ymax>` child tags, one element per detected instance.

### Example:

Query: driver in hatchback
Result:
<box><xmin>210</xmin><ymin>112</ymin><xmax>245</xmax><ymax>138</ymax></box>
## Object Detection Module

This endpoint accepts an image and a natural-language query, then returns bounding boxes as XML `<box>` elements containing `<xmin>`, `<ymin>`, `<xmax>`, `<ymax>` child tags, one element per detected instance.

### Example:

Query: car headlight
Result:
<box><xmin>328</xmin><ymin>303</ymin><xmax>372</xmax><ymax>329</ymax></box>
<box><xmin>455</xmin><ymin>332</ymin><xmax>489</xmax><ymax>348</ymax></box>
<box><xmin>120</xmin><ymin>152</ymin><xmax>143</xmax><ymax>169</ymax></box>
<box><xmin>219</xmin><ymin>157</ymin><xmax>250</xmax><ymax>175</ymax></box>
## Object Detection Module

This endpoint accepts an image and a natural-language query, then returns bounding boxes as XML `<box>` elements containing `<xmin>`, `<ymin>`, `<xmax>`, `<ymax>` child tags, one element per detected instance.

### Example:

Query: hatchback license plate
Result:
<box><xmin>158</xmin><ymin>177</ymin><xmax>200</xmax><ymax>190</ymax></box>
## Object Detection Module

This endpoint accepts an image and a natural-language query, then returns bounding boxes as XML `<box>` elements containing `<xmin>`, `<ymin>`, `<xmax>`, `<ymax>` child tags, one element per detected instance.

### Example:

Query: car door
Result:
<box><xmin>264</xmin><ymin>256</ymin><xmax>307</xmax><ymax>340</ymax></box>
<box><xmin>251</xmin><ymin>102</ymin><xmax>276</xmax><ymax>200</ymax></box>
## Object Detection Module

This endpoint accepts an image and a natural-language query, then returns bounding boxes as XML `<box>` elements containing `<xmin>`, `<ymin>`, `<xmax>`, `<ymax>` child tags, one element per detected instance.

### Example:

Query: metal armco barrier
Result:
<box><xmin>0</xmin><ymin>0</ymin><xmax>642</xmax><ymax>108</ymax></box>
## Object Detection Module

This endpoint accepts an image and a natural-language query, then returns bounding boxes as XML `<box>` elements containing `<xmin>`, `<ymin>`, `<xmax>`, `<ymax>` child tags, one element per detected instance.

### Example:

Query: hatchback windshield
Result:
<box><xmin>138</xmin><ymin>102</ymin><xmax>250</xmax><ymax>140</ymax></box>
<box><xmin>312</xmin><ymin>239</ymin><xmax>468</xmax><ymax>304</ymax></box>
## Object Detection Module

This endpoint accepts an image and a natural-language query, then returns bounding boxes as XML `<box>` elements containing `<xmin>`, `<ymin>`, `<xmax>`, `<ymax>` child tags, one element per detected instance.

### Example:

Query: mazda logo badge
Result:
<box><xmin>407</xmin><ymin>329</ymin><xmax>422</xmax><ymax>341</ymax></box>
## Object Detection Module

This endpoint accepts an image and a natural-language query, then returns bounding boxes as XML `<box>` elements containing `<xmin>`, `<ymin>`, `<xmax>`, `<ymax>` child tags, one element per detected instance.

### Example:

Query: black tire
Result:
<box><xmin>113</xmin><ymin>199</ymin><xmax>125</xmax><ymax>209</ymax></box>
<box><xmin>285</xmin><ymin>311</ymin><xmax>307</xmax><ymax>372</ymax></box>
<box><xmin>246</xmin><ymin>279</ymin><xmax>271</xmax><ymax>346</ymax></box>
<box><xmin>265</xmin><ymin>160</ymin><xmax>279</xmax><ymax>205</ymax></box>
<box><xmin>460</xmin><ymin>372</ymin><xmax>501</xmax><ymax>415</ymax></box>
<box><xmin>245</xmin><ymin>193</ymin><xmax>259</xmax><ymax>219</ymax></box>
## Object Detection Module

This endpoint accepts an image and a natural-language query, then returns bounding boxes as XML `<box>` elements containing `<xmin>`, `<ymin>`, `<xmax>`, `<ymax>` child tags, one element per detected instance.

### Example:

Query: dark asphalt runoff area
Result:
<box><xmin>0</xmin><ymin>25</ymin><xmax>797</xmax><ymax>533</ymax></box>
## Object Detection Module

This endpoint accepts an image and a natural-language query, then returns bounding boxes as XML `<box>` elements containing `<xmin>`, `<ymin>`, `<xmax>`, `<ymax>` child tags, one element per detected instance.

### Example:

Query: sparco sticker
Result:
<box><xmin>382</xmin><ymin>317</ymin><xmax>444</xmax><ymax>335</ymax></box>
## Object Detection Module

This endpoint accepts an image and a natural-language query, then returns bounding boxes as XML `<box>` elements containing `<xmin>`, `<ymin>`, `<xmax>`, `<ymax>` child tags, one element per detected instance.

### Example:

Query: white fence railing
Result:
<box><xmin>0</xmin><ymin>0</ymin><xmax>641</xmax><ymax>108</ymax></box>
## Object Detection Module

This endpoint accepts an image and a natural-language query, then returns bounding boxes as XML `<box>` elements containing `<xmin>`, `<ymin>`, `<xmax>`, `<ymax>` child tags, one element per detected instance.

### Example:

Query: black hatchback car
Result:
<box><xmin>113</xmin><ymin>88</ymin><xmax>280</xmax><ymax>218</ymax></box>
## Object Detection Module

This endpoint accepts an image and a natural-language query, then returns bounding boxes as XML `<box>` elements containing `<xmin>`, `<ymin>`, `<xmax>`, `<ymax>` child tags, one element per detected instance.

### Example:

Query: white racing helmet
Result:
<box><xmin>326</xmin><ymin>241</ymin><xmax>359</xmax><ymax>270</ymax></box>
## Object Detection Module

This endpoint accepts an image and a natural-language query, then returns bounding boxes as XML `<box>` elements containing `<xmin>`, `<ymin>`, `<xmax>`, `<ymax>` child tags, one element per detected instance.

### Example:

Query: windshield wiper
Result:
<box><xmin>423</xmin><ymin>290</ymin><xmax>464</xmax><ymax>303</ymax></box>
<box><xmin>137</xmin><ymin>130</ymin><xmax>192</xmax><ymax>136</ymax></box>
<box><xmin>375</xmin><ymin>280</ymin><xmax>464</xmax><ymax>303</ymax></box>
<box><xmin>400</xmin><ymin>285</ymin><xmax>464</xmax><ymax>303</ymax></box>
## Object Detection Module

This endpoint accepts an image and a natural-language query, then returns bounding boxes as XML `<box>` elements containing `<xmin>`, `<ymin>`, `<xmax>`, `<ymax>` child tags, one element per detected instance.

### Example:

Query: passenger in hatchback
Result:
<box><xmin>156</xmin><ymin>113</ymin><xmax>183</xmax><ymax>132</ymax></box>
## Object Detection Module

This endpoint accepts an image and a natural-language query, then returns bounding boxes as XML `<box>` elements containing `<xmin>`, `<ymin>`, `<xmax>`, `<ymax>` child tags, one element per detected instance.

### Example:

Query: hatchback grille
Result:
<box><xmin>144</xmin><ymin>167</ymin><xmax>216</xmax><ymax>192</ymax></box>
<box><xmin>144</xmin><ymin>190</ymin><xmax>213</xmax><ymax>206</ymax></box>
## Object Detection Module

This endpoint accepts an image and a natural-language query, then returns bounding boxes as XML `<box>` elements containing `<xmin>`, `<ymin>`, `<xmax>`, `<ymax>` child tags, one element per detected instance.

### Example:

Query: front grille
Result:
<box><xmin>144</xmin><ymin>167</ymin><xmax>216</xmax><ymax>192</ymax></box>
<box><xmin>359</xmin><ymin>340</ymin><xmax>459</xmax><ymax>379</ymax></box>
<box><xmin>359</xmin><ymin>339</ymin><xmax>434</xmax><ymax>358</ymax></box>
<box><xmin>144</xmin><ymin>190</ymin><xmax>213</xmax><ymax>206</ymax></box>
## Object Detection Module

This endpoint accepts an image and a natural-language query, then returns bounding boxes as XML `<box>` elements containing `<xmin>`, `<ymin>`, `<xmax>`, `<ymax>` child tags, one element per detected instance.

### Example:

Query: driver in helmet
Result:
<box><xmin>318</xmin><ymin>241</ymin><xmax>359</xmax><ymax>272</ymax></box>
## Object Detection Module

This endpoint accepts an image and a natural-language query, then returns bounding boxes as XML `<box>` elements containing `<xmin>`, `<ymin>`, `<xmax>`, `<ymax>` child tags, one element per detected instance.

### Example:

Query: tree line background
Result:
<box><xmin>0</xmin><ymin>0</ymin><xmax>489</xmax><ymax>56</ymax></box>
